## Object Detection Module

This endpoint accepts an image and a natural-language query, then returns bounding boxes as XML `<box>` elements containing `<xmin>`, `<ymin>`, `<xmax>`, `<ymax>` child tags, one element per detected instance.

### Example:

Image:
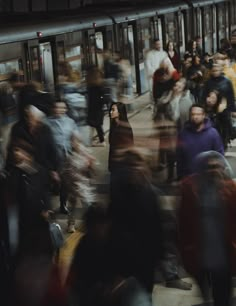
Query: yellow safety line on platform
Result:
<box><xmin>58</xmin><ymin>231</ymin><xmax>84</xmax><ymax>283</ymax></box>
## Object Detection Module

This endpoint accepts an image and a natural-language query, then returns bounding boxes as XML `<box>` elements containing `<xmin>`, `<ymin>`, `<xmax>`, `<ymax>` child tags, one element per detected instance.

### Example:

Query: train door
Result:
<box><xmin>216</xmin><ymin>3</ymin><xmax>226</xmax><ymax>48</ymax></box>
<box><xmin>203</xmin><ymin>6</ymin><xmax>213</xmax><ymax>54</ymax></box>
<box><xmin>138</xmin><ymin>18</ymin><xmax>152</xmax><ymax>93</ymax></box>
<box><xmin>95</xmin><ymin>25</ymin><xmax>114</xmax><ymax>70</ymax></box>
<box><xmin>119</xmin><ymin>22</ymin><xmax>139</xmax><ymax>94</ymax></box>
<box><xmin>212</xmin><ymin>5</ymin><xmax>217</xmax><ymax>53</ymax></box>
<box><xmin>25</xmin><ymin>40</ymin><xmax>42</xmax><ymax>83</ymax></box>
<box><xmin>176</xmin><ymin>10</ymin><xmax>186</xmax><ymax>57</ymax></box>
<box><xmin>39</xmin><ymin>42</ymin><xmax>55</xmax><ymax>92</ymax></box>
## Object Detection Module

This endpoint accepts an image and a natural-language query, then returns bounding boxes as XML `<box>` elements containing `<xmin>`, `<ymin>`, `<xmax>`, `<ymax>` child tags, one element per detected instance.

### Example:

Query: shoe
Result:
<box><xmin>166</xmin><ymin>279</ymin><xmax>192</xmax><ymax>290</ymax></box>
<box><xmin>67</xmin><ymin>224</ymin><xmax>76</xmax><ymax>233</ymax></box>
<box><xmin>92</xmin><ymin>141</ymin><xmax>106</xmax><ymax>147</ymax></box>
<box><xmin>59</xmin><ymin>205</ymin><xmax>69</xmax><ymax>215</ymax></box>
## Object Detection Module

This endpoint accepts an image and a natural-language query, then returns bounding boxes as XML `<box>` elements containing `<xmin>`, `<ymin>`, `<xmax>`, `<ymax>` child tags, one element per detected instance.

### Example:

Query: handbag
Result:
<box><xmin>49</xmin><ymin>222</ymin><xmax>64</xmax><ymax>250</ymax></box>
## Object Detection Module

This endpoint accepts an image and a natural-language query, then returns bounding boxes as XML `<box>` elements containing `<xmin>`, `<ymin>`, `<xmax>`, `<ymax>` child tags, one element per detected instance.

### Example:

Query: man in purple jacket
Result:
<box><xmin>177</xmin><ymin>104</ymin><xmax>224</xmax><ymax>179</ymax></box>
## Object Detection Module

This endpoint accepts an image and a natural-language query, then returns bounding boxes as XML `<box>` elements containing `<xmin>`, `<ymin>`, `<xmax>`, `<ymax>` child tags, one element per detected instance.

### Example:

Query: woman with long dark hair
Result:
<box><xmin>108</xmin><ymin>102</ymin><xmax>134</xmax><ymax>173</ymax></box>
<box><xmin>204</xmin><ymin>90</ymin><xmax>231</xmax><ymax>150</ymax></box>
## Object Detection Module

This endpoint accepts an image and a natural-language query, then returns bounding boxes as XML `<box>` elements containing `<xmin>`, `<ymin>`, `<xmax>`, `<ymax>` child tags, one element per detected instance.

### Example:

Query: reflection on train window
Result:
<box><xmin>128</xmin><ymin>25</ymin><xmax>135</xmax><ymax>66</ymax></box>
<box><xmin>65</xmin><ymin>45</ymin><xmax>82</xmax><ymax>71</ymax></box>
<box><xmin>166</xmin><ymin>14</ymin><xmax>177</xmax><ymax>44</ymax></box>
<box><xmin>0</xmin><ymin>59</ymin><xmax>22</xmax><ymax>82</ymax></box>
<box><xmin>143</xmin><ymin>27</ymin><xmax>151</xmax><ymax>54</ymax></box>
<box><xmin>95</xmin><ymin>32</ymin><xmax>104</xmax><ymax>69</ymax></box>
<box><xmin>30</xmin><ymin>46</ymin><xmax>41</xmax><ymax>82</ymax></box>
<box><xmin>57</xmin><ymin>41</ymin><xmax>65</xmax><ymax>62</ymax></box>
<box><xmin>89</xmin><ymin>34</ymin><xmax>97</xmax><ymax>65</ymax></box>
<box><xmin>178</xmin><ymin>13</ymin><xmax>183</xmax><ymax>46</ymax></box>
<box><xmin>204</xmin><ymin>7</ymin><xmax>213</xmax><ymax>35</ymax></box>
<box><xmin>137</xmin><ymin>24</ymin><xmax>144</xmax><ymax>61</ymax></box>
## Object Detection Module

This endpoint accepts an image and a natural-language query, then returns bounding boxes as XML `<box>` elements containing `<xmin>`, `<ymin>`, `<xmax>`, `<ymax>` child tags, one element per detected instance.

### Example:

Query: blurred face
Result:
<box><xmin>190</xmin><ymin>106</ymin><xmax>205</xmax><ymax>126</ymax></box>
<box><xmin>194</xmin><ymin>56</ymin><xmax>200</xmax><ymax>65</ymax></box>
<box><xmin>184</xmin><ymin>57</ymin><xmax>192</xmax><ymax>68</ymax></box>
<box><xmin>173</xmin><ymin>79</ymin><xmax>186</xmax><ymax>94</ymax></box>
<box><xmin>110</xmin><ymin>104</ymin><xmax>119</xmax><ymax>119</ymax></box>
<box><xmin>154</xmin><ymin>40</ymin><xmax>161</xmax><ymax>51</ymax></box>
<box><xmin>168</xmin><ymin>42</ymin><xmax>174</xmax><ymax>51</ymax></box>
<box><xmin>211</xmin><ymin>65</ymin><xmax>222</xmax><ymax>77</ymax></box>
<box><xmin>54</xmin><ymin>102</ymin><xmax>67</xmax><ymax>117</ymax></box>
<box><xmin>192</xmin><ymin>41</ymin><xmax>197</xmax><ymax>50</ymax></box>
<box><xmin>206</xmin><ymin>92</ymin><xmax>218</xmax><ymax>107</ymax></box>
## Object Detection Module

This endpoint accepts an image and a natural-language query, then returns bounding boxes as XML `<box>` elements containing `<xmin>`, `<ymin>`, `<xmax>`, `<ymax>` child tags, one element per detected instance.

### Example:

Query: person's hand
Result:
<box><xmin>218</xmin><ymin>100</ymin><xmax>227</xmax><ymax>113</ymax></box>
<box><xmin>51</xmin><ymin>171</ymin><xmax>60</xmax><ymax>183</ymax></box>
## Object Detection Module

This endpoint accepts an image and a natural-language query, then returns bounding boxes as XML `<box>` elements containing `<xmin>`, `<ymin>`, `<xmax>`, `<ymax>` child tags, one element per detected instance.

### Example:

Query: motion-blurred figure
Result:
<box><xmin>61</xmin><ymin>131</ymin><xmax>96</xmax><ymax>233</ymax></box>
<box><xmin>178</xmin><ymin>151</ymin><xmax>236</xmax><ymax>306</ymax></box>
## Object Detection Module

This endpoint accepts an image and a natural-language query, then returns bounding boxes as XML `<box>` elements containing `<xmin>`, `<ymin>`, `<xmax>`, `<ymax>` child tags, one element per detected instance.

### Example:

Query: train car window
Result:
<box><xmin>65</xmin><ymin>45</ymin><xmax>82</xmax><ymax>75</ymax></box>
<box><xmin>196</xmin><ymin>7</ymin><xmax>202</xmax><ymax>37</ymax></box>
<box><xmin>95</xmin><ymin>32</ymin><xmax>104</xmax><ymax>69</ymax></box>
<box><xmin>106</xmin><ymin>30</ymin><xmax>113</xmax><ymax>53</ymax></box>
<box><xmin>30</xmin><ymin>47</ymin><xmax>41</xmax><ymax>82</ymax></box>
<box><xmin>0</xmin><ymin>59</ymin><xmax>23</xmax><ymax>82</ymax></box>
<box><xmin>89</xmin><ymin>34</ymin><xmax>97</xmax><ymax>66</ymax></box>
<box><xmin>57</xmin><ymin>42</ymin><xmax>65</xmax><ymax>62</ymax></box>
<box><xmin>218</xmin><ymin>4</ymin><xmax>226</xmax><ymax>42</ymax></box>
<box><xmin>137</xmin><ymin>24</ymin><xmax>144</xmax><ymax>61</ymax></box>
<box><xmin>123</xmin><ymin>27</ymin><xmax>129</xmax><ymax>59</ymax></box>
<box><xmin>165</xmin><ymin>13</ymin><xmax>177</xmax><ymax>45</ymax></box>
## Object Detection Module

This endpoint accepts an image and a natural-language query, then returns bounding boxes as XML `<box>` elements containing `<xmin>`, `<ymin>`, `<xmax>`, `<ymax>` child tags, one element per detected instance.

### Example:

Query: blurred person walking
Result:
<box><xmin>61</xmin><ymin>131</ymin><xmax>96</xmax><ymax>233</ymax></box>
<box><xmin>47</xmin><ymin>99</ymin><xmax>78</xmax><ymax>214</ymax></box>
<box><xmin>86</xmin><ymin>65</ymin><xmax>106</xmax><ymax>146</ymax></box>
<box><xmin>178</xmin><ymin>151</ymin><xmax>236</xmax><ymax>306</ymax></box>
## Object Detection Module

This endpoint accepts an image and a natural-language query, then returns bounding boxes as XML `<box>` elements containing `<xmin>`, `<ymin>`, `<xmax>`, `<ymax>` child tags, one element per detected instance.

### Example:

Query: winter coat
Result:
<box><xmin>108</xmin><ymin>121</ymin><xmax>134</xmax><ymax>172</ymax></box>
<box><xmin>178</xmin><ymin>153</ymin><xmax>236</xmax><ymax>276</ymax></box>
<box><xmin>8</xmin><ymin>122</ymin><xmax>59</xmax><ymax>172</ymax></box>
<box><xmin>177</xmin><ymin>118</ymin><xmax>224</xmax><ymax>178</ymax></box>
<box><xmin>202</xmin><ymin>75</ymin><xmax>236</xmax><ymax>112</ymax></box>
<box><xmin>87</xmin><ymin>85</ymin><xmax>105</xmax><ymax>128</ymax></box>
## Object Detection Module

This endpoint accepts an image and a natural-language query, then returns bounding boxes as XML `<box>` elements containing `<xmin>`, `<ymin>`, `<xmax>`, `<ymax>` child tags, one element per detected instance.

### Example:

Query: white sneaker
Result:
<box><xmin>67</xmin><ymin>224</ymin><xmax>76</xmax><ymax>233</ymax></box>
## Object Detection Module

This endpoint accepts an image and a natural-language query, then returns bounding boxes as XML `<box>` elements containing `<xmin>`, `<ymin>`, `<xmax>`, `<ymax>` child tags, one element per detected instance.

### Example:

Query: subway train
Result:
<box><xmin>0</xmin><ymin>0</ymin><xmax>235</xmax><ymax>95</ymax></box>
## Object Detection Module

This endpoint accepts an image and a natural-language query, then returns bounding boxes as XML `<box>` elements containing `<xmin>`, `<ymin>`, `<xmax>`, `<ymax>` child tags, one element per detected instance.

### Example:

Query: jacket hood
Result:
<box><xmin>194</xmin><ymin>150</ymin><xmax>233</xmax><ymax>178</ymax></box>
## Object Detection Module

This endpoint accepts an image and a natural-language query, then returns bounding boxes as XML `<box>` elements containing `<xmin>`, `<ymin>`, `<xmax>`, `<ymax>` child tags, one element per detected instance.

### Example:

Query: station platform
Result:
<box><xmin>53</xmin><ymin>92</ymin><xmax>236</xmax><ymax>306</ymax></box>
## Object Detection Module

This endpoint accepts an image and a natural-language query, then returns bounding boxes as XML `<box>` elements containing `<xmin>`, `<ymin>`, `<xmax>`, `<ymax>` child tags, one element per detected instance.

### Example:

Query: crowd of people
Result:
<box><xmin>1</xmin><ymin>36</ymin><xmax>236</xmax><ymax>306</ymax></box>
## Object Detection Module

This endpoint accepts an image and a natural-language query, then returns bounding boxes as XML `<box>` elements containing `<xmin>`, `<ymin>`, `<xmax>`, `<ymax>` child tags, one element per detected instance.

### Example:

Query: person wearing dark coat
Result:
<box><xmin>178</xmin><ymin>151</ymin><xmax>236</xmax><ymax>306</ymax></box>
<box><xmin>7</xmin><ymin>85</ymin><xmax>59</xmax><ymax>180</ymax></box>
<box><xmin>201</xmin><ymin>63</ymin><xmax>236</xmax><ymax>113</ymax></box>
<box><xmin>86</xmin><ymin>66</ymin><xmax>106</xmax><ymax>146</ymax></box>
<box><xmin>109</xmin><ymin>148</ymin><xmax>163</xmax><ymax>295</ymax></box>
<box><xmin>0</xmin><ymin>139</ymin><xmax>54</xmax><ymax>306</ymax></box>
<box><xmin>108</xmin><ymin>102</ymin><xmax>134</xmax><ymax>173</ymax></box>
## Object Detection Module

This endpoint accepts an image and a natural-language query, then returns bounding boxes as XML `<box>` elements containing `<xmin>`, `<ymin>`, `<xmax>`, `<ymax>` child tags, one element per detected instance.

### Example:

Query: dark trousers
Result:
<box><xmin>196</xmin><ymin>268</ymin><xmax>232</xmax><ymax>306</ymax></box>
<box><xmin>60</xmin><ymin>183</ymin><xmax>67</xmax><ymax>208</ymax></box>
<box><xmin>95</xmin><ymin>125</ymin><xmax>104</xmax><ymax>143</ymax></box>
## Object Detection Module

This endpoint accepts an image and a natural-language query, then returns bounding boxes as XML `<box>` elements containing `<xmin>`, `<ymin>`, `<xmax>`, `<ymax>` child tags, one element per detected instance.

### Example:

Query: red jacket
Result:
<box><xmin>178</xmin><ymin>173</ymin><xmax>236</xmax><ymax>276</ymax></box>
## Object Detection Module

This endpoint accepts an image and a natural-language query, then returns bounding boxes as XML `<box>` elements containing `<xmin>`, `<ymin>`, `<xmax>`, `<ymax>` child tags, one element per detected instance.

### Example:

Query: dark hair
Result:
<box><xmin>153</xmin><ymin>38</ymin><xmax>160</xmax><ymax>43</ymax></box>
<box><xmin>109</xmin><ymin>102</ymin><xmax>129</xmax><ymax>122</ymax></box>
<box><xmin>189</xmin><ymin>104</ymin><xmax>205</xmax><ymax>114</ymax></box>
<box><xmin>204</xmin><ymin>90</ymin><xmax>223</xmax><ymax>112</ymax></box>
